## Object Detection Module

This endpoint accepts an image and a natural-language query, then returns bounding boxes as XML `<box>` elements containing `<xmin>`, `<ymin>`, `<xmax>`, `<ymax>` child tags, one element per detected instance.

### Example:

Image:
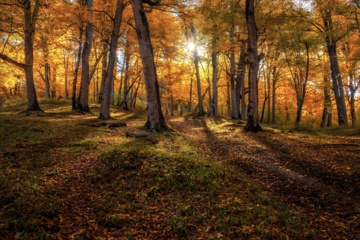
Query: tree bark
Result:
<box><xmin>271</xmin><ymin>66</ymin><xmax>277</xmax><ymax>125</ymax></box>
<box><xmin>0</xmin><ymin>0</ymin><xmax>41</xmax><ymax>111</ymax></box>
<box><xmin>72</xmin><ymin>27</ymin><xmax>84</xmax><ymax>110</ymax></box>
<box><xmin>244</xmin><ymin>0</ymin><xmax>262</xmax><ymax>132</ymax></box>
<box><xmin>99</xmin><ymin>0</ymin><xmax>124</xmax><ymax>119</ymax></box>
<box><xmin>122</xmin><ymin>40</ymin><xmax>131</xmax><ymax>110</ymax></box>
<box><xmin>190</xmin><ymin>25</ymin><xmax>205</xmax><ymax>116</ymax></box>
<box><xmin>295</xmin><ymin>42</ymin><xmax>310</xmax><ymax>126</ymax></box>
<box><xmin>211</xmin><ymin>52</ymin><xmax>218</xmax><ymax>116</ymax></box>
<box><xmin>77</xmin><ymin>0</ymin><xmax>93</xmax><ymax>112</ymax></box>
<box><xmin>44</xmin><ymin>63</ymin><xmax>50</xmax><ymax>99</ymax></box>
<box><xmin>64</xmin><ymin>54</ymin><xmax>69</xmax><ymax>99</ymax></box>
<box><xmin>23</xmin><ymin>0</ymin><xmax>41</xmax><ymax>111</ymax></box>
<box><xmin>99</xmin><ymin>41</ymin><xmax>108</xmax><ymax>103</ymax></box>
<box><xmin>236</xmin><ymin>40</ymin><xmax>247</xmax><ymax>120</ymax></box>
<box><xmin>321</xmin><ymin>76</ymin><xmax>333</xmax><ymax>128</ymax></box>
<box><xmin>229</xmin><ymin>27</ymin><xmax>239</xmax><ymax>119</ymax></box>
<box><xmin>322</xmin><ymin>9</ymin><xmax>348</xmax><ymax>126</ymax></box>
<box><xmin>130</xmin><ymin>0</ymin><xmax>168</xmax><ymax>131</ymax></box>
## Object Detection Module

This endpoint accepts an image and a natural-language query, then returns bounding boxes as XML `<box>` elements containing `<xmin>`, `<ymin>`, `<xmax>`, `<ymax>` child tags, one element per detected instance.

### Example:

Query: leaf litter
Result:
<box><xmin>0</xmin><ymin>103</ymin><xmax>359</xmax><ymax>239</ymax></box>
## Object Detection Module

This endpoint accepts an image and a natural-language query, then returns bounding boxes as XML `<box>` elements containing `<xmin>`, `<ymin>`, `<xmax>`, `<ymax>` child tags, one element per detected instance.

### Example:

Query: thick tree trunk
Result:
<box><xmin>327</xmin><ymin>42</ymin><xmax>348</xmax><ymax>126</ymax></box>
<box><xmin>22</xmin><ymin>0</ymin><xmax>41</xmax><ymax>111</ymax></box>
<box><xmin>99</xmin><ymin>0</ymin><xmax>124</xmax><ymax>119</ymax></box>
<box><xmin>15</xmin><ymin>0</ymin><xmax>42</xmax><ymax>111</ymax></box>
<box><xmin>323</xmin><ymin>9</ymin><xmax>348</xmax><ymax>126</ymax></box>
<box><xmin>244</xmin><ymin>0</ymin><xmax>262</xmax><ymax>132</ymax></box>
<box><xmin>130</xmin><ymin>0</ymin><xmax>168</xmax><ymax>131</ymax></box>
<box><xmin>77</xmin><ymin>0</ymin><xmax>93</xmax><ymax>112</ymax></box>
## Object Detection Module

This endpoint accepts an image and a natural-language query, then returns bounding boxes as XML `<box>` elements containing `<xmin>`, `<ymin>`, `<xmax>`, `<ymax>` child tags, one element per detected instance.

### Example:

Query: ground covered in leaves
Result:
<box><xmin>0</xmin><ymin>99</ymin><xmax>359</xmax><ymax>239</ymax></box>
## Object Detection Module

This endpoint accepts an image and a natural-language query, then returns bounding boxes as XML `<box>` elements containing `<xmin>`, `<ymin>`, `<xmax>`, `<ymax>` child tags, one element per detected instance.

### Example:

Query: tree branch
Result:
<box><xmin>142</xmin><ymin>0</ymin><xmax>161</xmax><ymax>6</ymax></box>
<box><xmin>0</xmin><ymin>53</ymin><xmax>26</xmax><ymax>69</ymax></box>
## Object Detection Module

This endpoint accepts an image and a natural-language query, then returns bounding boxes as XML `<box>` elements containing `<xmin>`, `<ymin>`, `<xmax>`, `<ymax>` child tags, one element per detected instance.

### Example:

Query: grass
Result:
<box><xmin>0</xmin><ymin>99</ymin><xmax>318</xmax><ymax>239</ymax></box>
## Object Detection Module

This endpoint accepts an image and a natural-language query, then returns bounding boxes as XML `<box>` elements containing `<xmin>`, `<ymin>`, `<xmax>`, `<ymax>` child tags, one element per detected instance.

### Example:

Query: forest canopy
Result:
<box><xmin>1</xmin><ymin>0</ymin><xmax>360</xmax><ymax>129</ymax></box>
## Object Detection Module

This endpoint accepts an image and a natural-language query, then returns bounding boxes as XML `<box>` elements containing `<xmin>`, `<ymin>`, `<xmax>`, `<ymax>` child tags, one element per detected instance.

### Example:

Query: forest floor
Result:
<box><xmin>0</xmin><ymin>99</ymin><xmax>359</xmax><ymax>239</ymax></box>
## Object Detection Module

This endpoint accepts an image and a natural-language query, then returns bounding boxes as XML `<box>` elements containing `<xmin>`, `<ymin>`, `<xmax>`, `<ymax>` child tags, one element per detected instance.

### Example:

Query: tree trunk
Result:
<box><xmin>130</xmin><ymin>0</ymin><xmax>168</xmax><ymax>131</ymax></box>
<box><xmin>260</xmin><ymin>96</ymin><xmax>267</xmax><ymax>123</ymax></box>
<box><xmin>191</xmin><ymin>25</ymin><xmax>205</xmax><ymax>116</ymax></box>
<box><xmin>122</xmin><ymin>40</ymin><xmax>130</xmax><ymax>110</ymax></box>
<box><xmin>51</xmin><ymin>67</ymin><xmax>57</xmax><ymax>98</ymax></box>
<box><xmin>100</xmin><ymin>0</ymin><xmax>124</xmax><ymax>119</ymax></box>
<box><xmin>266</xmin><ymin>71</ymin><xmax>271</xmax><ymax>124</ymax></box>
<box><xmin>211</xmin><ymin>52</ymin><xmax>218</xmax><ymax>116</ymax></box>
<box><xmin>295</xmin><ymin>42</ymin><xmax>310</xmax><ymax>126</ymax></box>
<box><xmin>229</xmin><ymin>28</ymin><xmax>239</xmax><ymax>119</ymax></box>
<box><xmin>245</xmin><ymin>0</ymin><xmax>262</xmax><ymax>132</ymax></box>
<box><xmin>77</xmin><ymin>0</ymin><xmax>93</xmax><ymax>112</ymax></box>
<box><xmin>99</xmin><ymin>41</ymin><xmax>108</xmax><ymax>103</ymax></box>
<box><xmin>323</xmin><ymin>9</ymin><xmax>348</xmax><ymax>126</ymax></box>
<box><xmin>21</xmin><ymin>0</ymin><xmax>40</xmax><ymax>110</ymax></box>
<box><xmin>189</xmin><ymin>77</ymin><xmax>193</xmax><ymax>112</ymax></box>
<box><xmin>132</xmin><ymin>81</ymin><xmax>140</xmax><ymax>107</ymax></box>
<box><xmin>321</xmin><ymin>76</ymin><xmax>332</xmax><ymax>128</ymax></box>
<box><xmin>44</xmin><ymin>62</ymin><xmax>50</xmax><ymax>99</ymax></box>
<box><xmin>348</xmin><ymin>74</ymin><xmax>357</xmax><ymax>127</ymax></box>
<box><xmin>327</xmin><ymin>42</ymin><xmax>348</xmax><ymax>126</ymax></box>
<box><xmin>64</xmin><ymin>55</ymin><xmax>69</xmax><ymax>99</ymax></box>
<box><xmin>271</xmin><ymin>66</ymin><xmax>277</xmax><ymax>125</ymax></box>
<box><xmin>236</xmin><ymin>40</ymin><xmax>247</xmax><ymax>120</ymax></box>
<box><xmin>72</xmin><ymin>27</ymin><xmax>84</xmax><ymax>110</ymax></box>
<box><xmin>0</xmin><ymin>0</ymin><xmax>43</xmax><ymax>110</ymax></box>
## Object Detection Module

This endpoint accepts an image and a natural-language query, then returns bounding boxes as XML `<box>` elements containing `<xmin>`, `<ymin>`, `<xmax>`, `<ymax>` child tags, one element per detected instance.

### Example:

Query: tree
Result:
<box><xmin>77</xmin><ymin>0</ymin><xmax>93</xmax><ymax>112</ymax></box>
<box><xmin>99</xmin><ymin>0</ymin><xmax>125</xmax><ymax>119</ymax></box>
<box><xmin>190</xmin><ymin>24</ymin><xmax>205</xmax><ymax>116</ymax></box>
<box><xmin>280</xmin><ymin>27</ymin><xmax>312</xmax><ymax>126</ymax></box>
<box><xmin>129</xmin><ymin>0</ymin><xmax>168</xmax><ymax>131</ymax></box>
<box><xmin>0</xmin><ymin>0</ymin><xmax>41</xmax><ymax>111</ymax></box>
<box><xmin>244</xmin><ymin>0</ymin><xmax>262</xmax><ymax>132</ymax></box>
<box><xmin>312</xmin><ymin>0</ymin><xmax>351</xmax><ymax>126</ymax></box>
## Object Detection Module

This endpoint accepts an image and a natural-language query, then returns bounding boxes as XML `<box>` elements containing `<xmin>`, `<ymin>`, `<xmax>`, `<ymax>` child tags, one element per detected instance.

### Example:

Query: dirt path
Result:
<box><xmin>168</xmin><ymin>116</ymin><xmax>360</xmax><ymax>239</ymax></box>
